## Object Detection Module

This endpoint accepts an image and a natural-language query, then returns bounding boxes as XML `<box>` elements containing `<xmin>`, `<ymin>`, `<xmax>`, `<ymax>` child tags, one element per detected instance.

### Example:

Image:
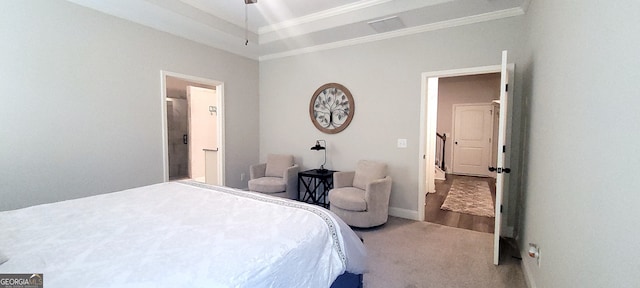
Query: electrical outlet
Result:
<box><xmin>397</xmin><ymin>138</ymin><xmax>407</xmax><ymax>148</ymax></box>
<box><xmin>528</xmin><ymin>243</ymin><xmax>541</xmax><ymax>267</ymax></box>
<box><xmin>240</xmin><ymin>173</ymin><xmax>245</xmax><ymax>181</ymax></box>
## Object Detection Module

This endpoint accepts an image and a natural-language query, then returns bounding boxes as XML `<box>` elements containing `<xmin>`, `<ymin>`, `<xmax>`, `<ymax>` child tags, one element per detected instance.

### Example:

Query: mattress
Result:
<box><xmin>0</xmin><ymin>181</ymin><xmax>367</xmax><ymax>287</ymax></box>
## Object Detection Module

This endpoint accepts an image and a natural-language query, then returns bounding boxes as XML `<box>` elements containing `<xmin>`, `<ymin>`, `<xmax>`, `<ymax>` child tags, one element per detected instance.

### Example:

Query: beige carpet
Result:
<box><xmin>354</xmin><ymin>217</ymin><xmax>526</xmax><ymax>288</ymax></box>
<box><xmin>440</xmin><ymin>178</ymin><xmax>495</xmax><ymax>217</ymax></box>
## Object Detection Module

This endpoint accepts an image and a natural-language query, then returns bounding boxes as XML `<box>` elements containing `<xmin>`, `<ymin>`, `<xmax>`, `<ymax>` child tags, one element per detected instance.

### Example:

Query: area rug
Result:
<box><xmin>441</xmin><ymin>178</ymin><xmax>495</xmax><ymax>217</ymax></box>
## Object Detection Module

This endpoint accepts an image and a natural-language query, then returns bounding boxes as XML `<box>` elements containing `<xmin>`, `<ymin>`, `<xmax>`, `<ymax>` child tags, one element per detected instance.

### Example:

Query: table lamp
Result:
<box><xmin>310</xmin><ymin>140</ymin><xmax>327</xmax><ymax>172</ymax></box>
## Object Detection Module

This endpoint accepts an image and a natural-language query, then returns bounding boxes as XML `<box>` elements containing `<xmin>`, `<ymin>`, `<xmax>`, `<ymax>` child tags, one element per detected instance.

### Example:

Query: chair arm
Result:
<box><xmin>365</xmin><ymin>176</ymin><xmax>393</xmax><ymax>210</ymax></box>
<box><xmin>283</xmin><ymin>164</ymin><xmax>300</xmax><ymax>182</ymax></box>
<box><xmin>249</xmin><ymin>163</ymin><xmax>266</xmax><ymax>179</ymax></box>
<box><xmin>333</xmin><ymin>171</ymin><xmax>355</xmax><ymax>188</ymax></box>
<box><xmin>284</xmin><ymin>164</ymin><xmax>300</xmax><ymax>200</ymax></box>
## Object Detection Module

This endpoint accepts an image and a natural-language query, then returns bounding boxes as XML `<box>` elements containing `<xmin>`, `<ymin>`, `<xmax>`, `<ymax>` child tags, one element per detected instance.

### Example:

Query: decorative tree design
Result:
<box><xmin>313</xmin><ymin>87</ymin><xmax>351</xmax><ymax>129</ymax></box>
<box><xmin>309</xmin><ymin>83</ymin><xmax>355</xmax><ymax>134</ymax></box>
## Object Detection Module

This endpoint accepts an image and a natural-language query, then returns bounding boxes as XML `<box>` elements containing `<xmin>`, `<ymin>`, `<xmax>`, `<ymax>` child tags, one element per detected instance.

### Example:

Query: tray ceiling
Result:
<box><xmin>66</xmin><ymin>0</ymin><xmax>528</xmax><ymax>60</ymax></box>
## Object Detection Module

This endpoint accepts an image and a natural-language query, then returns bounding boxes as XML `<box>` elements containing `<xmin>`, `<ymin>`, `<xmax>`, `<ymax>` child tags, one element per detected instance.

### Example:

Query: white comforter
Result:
<box><xmin>0</xmin><ymin>181</ymin><xmax>366</xmax><ymax>288</ymax></box>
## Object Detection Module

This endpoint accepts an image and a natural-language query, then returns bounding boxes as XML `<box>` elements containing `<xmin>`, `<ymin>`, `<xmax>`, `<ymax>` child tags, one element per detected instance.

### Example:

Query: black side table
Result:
<box><xmin>298</xmin><ymin>169</ymin><xmax>336</xmax><ymax>208</ymax></box>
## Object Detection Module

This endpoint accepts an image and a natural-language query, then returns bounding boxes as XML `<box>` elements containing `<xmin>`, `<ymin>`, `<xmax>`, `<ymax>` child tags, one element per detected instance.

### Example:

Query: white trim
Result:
<box><xmin>426</xmin><ymin>78</ymin><xmax>439</xmax><ymax>193</ymax></box>
<box><xmin>68</xmin><ymin>0</ymin><xmax>260</xmax><ymax>60</ymax></box>
<box><xmin>160</xmin><ymin>71</ymin><xmax>226</xmax><ymax>186</ymax></box>
<box><xmin>259</xmin><ymin>7</ymin><xmax>524</xmax><ymax>61</ymax></box>
<box><xmin>423</xmin><ymin>65</ymin><xmax>503</xmax><ymax>78</ymax></box>
<box><xmin>259</xmin><ymin>0</ymin><xmax>394</xmax><ymax>34</ymax></box>
<box><xmin>161</xmin><ymin>72</ymin><xmax>170</xmax><ymax>182</ymax></box>
<box><xmin>388</xmin><ymin>206</ymin><xmax>419</xmax><ymax>221</ymax></box>
<box><xmin>417</xmin><ymin>78</ymin><xmax>428</xmax><ymax>221</ymax></box>
<box><xmin>216</xmin><ymin>84</ymin><xmax>226</xmax><ymax>186</ymax></box>
<box><xmin>258</xmin><ymin>0</ymin><xmax>453</xmax><ymax>44</ymax></box>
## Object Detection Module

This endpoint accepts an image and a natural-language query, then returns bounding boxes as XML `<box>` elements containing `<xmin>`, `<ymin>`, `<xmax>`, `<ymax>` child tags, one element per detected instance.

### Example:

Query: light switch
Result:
<box><xmin>397</xmin><ymin>138</ymin><xmax>407</xmax><ymax>148</ymax></box>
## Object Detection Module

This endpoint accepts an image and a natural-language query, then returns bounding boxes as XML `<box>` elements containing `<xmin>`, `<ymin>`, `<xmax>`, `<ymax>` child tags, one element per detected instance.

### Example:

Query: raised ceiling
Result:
<box><xmin>66</xmin><ymin>0</ymin><xmax>528</xmax><ymax>61</ymax></box>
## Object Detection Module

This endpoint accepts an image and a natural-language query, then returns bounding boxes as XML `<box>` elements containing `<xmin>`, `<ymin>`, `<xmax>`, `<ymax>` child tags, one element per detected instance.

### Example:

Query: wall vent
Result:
<box><xmin>367</xmin><ymin>16</ymin><xmax>406</xmax><ymax>33</ymax></box>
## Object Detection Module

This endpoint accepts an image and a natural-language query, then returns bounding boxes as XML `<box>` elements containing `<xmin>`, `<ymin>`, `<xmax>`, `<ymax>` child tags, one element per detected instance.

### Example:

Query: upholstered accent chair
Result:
<box><xmin>248</xmin><ymin>154</ymin><xmax>300</xmax><ymax>199</ymax></box>
<box><xmin>328</xmin><ymin>160</ymin><xmax>392</xmax><ymax>228</ymax></box>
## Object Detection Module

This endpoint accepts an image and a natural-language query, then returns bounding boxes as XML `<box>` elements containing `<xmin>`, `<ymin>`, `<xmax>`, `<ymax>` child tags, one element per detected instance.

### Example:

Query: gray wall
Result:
<box><xmin>519</xmin><ymin>0</ymin><xmax>640</xmax><ymax>287</ymax></box>
<box><xmin>0</xmin><ymin>0</ymin><xmax>259</xmax><ymax>211</ymax></box>
<box><xmin>260</xmin><ymin>15</ymin><xmax>527</xmax><ymax>222</ymax></box>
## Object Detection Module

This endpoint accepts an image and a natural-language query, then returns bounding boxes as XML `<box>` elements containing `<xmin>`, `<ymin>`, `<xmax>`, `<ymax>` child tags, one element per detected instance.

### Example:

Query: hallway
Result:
<box><xmin>424</xmin><ymin>174</ymin><xmax>496</xmax><ymax>233</ymax></box>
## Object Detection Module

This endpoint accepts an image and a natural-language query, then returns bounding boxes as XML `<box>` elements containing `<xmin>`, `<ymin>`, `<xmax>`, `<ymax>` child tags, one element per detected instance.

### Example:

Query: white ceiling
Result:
<box><xmin>66</xmin><ymin>0</ymin><xmax>528</xmax><ymax>61</ymax></box>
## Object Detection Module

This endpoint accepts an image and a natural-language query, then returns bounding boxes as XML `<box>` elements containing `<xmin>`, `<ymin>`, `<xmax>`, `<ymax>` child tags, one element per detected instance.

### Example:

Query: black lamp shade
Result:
<box><xmin>311</xmin><ymin>141</ymin><xmax>325</xmax><ymax>150</ymax></box>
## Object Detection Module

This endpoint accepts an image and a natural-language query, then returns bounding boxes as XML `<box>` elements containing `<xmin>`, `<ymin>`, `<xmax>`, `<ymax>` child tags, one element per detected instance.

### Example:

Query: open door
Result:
<box><xmin>493</xmin><ymin>50</ymin><xmax>510</xmax><ymax>265</ymax></box>
<box><xmin>187</xmin><ymin>86</ymin><xmax>217</xmax><ymax>183</ymax></box>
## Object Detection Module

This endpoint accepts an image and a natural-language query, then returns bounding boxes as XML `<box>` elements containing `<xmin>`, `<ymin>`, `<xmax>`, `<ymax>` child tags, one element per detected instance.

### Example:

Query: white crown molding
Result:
<box><xmin>67</xmin><ymin>0</ymin><xmax>259</xmax><ymax>60</ymax></box>
<box><xmin>67</xmin><ymin>0</ymin><xmax>526</xmax><ymax>62</ymax></box>
<box><xmin>259</xmin><ymin>0</ymin><xmax>393</xmax><ymax>34</ymax></box>
<box><xmin>259</xmin><ymin>7</ymin><xmax>524</xmax><ymax>61</ymax></box>
<box><xmin>259</xmin><ymin>0</ymin><xmax>452</xmax><ymax>44</ymax></box>
<box><xmin>146</xmin><ymin>0</ymin><xmax>253</xmax><ymax>40</ymax></box>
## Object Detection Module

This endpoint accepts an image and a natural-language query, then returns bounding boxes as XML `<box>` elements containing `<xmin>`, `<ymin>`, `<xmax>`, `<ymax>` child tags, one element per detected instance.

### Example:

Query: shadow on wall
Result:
<box><xmin>515</xmin><ymin>54</ymin><xmax>535</xmax><ymax>247</ymax></box>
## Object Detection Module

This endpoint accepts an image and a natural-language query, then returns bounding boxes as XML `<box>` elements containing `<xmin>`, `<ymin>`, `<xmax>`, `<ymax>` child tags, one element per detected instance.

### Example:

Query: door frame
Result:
<box><xmin>418</xmin><ymin>64</ymin><xmax>514</xmax><ymax>222</ymax></box>
<box><xmin>450</xmin><ymin>103</ymin><xmax>494</xmax><ymax>177</ymax></box>
<box><xmin>161</xmin><ymin>70</ymin><xmax>225</xmax><ymax>185</ymax></box>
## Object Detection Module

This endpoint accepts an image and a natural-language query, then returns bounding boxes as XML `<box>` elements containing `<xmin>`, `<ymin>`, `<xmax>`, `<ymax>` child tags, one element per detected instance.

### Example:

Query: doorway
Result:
<box><xmin>161</xmin><ymin>71</ymin><xmax>225</xmax><ymax>186</ymax></box>
<box><xmin>419</xmin><ymin>66</ymin><xmax>513</xmax><ymax>220</ymax></box>
<box><xmin>418</xmin><ymin>52</ymin><xmax>514</xmax><ymax>265</ymax></box>
<box><xmin>424</xmin><ymin>74</ymin><xmax>500</xmax><ymax>231</ymax></box>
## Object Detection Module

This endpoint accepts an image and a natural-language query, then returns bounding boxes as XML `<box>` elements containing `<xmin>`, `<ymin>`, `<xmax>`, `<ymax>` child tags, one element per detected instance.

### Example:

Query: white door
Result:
<box><xmin>494</xmin><ymin>50</ymin><xmax>510</xmax><ymax>265</ymax></box>
<box><xmin>188</xmin><ymin>86</ymin><xmax>217</xmax><ymax>182</ymax></box>
<box><xmin>452</xmin><ymin>104</ymin><xmax>493</xmax><ymax>176</ymax></box>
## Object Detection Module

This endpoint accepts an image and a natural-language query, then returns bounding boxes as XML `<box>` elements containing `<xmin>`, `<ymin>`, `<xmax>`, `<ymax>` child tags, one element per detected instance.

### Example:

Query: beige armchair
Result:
<box><xmin>328</xmin><ymin>160</ymin><xmax>392</xmax><ymax>228</ymax></box>
<box><xmin>248</xmin><ymin>154</ymin><xmax>299</xmax><ymax>199</ymax></box>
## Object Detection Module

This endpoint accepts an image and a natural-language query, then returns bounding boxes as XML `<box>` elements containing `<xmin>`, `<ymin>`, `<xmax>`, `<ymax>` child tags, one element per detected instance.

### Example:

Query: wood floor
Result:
<box><xmin>424</xmin><ymin>174</ymin><xmax>497</xmax><ymax>234</ymax></box>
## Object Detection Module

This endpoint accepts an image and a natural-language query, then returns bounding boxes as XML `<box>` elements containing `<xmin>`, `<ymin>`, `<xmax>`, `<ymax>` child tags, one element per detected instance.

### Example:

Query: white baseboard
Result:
<box><xmin>434</xmin><ymin>166</ymin><xmax>446</xmax><ymax>180</ymax></box>
<box><xmin>389</xmin><ymin>207</ymin><xmax>419</xmax><ymax>220</ymax></box>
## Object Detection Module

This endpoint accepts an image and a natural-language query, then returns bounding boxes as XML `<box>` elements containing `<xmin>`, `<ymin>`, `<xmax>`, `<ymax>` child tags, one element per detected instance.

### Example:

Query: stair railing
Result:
<box><xmin>435</xmin><ymin>133</ymin><xmax>446</xmax><ymax>171</ymax></box>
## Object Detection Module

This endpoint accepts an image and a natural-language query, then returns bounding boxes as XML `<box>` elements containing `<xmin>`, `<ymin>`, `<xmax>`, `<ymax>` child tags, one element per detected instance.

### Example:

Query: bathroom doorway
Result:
<box><xmin>161</xmin><ymin>71</ymin><xmax>225</xmax><ymax>185</ymax></box>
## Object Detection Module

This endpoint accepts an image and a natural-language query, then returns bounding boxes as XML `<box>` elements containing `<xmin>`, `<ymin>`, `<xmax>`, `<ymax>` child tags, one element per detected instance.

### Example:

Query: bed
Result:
<box><xmin>0</xmin><ymin>181</ymin><xmax>367</xmax><ymax>287</ymax></box>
